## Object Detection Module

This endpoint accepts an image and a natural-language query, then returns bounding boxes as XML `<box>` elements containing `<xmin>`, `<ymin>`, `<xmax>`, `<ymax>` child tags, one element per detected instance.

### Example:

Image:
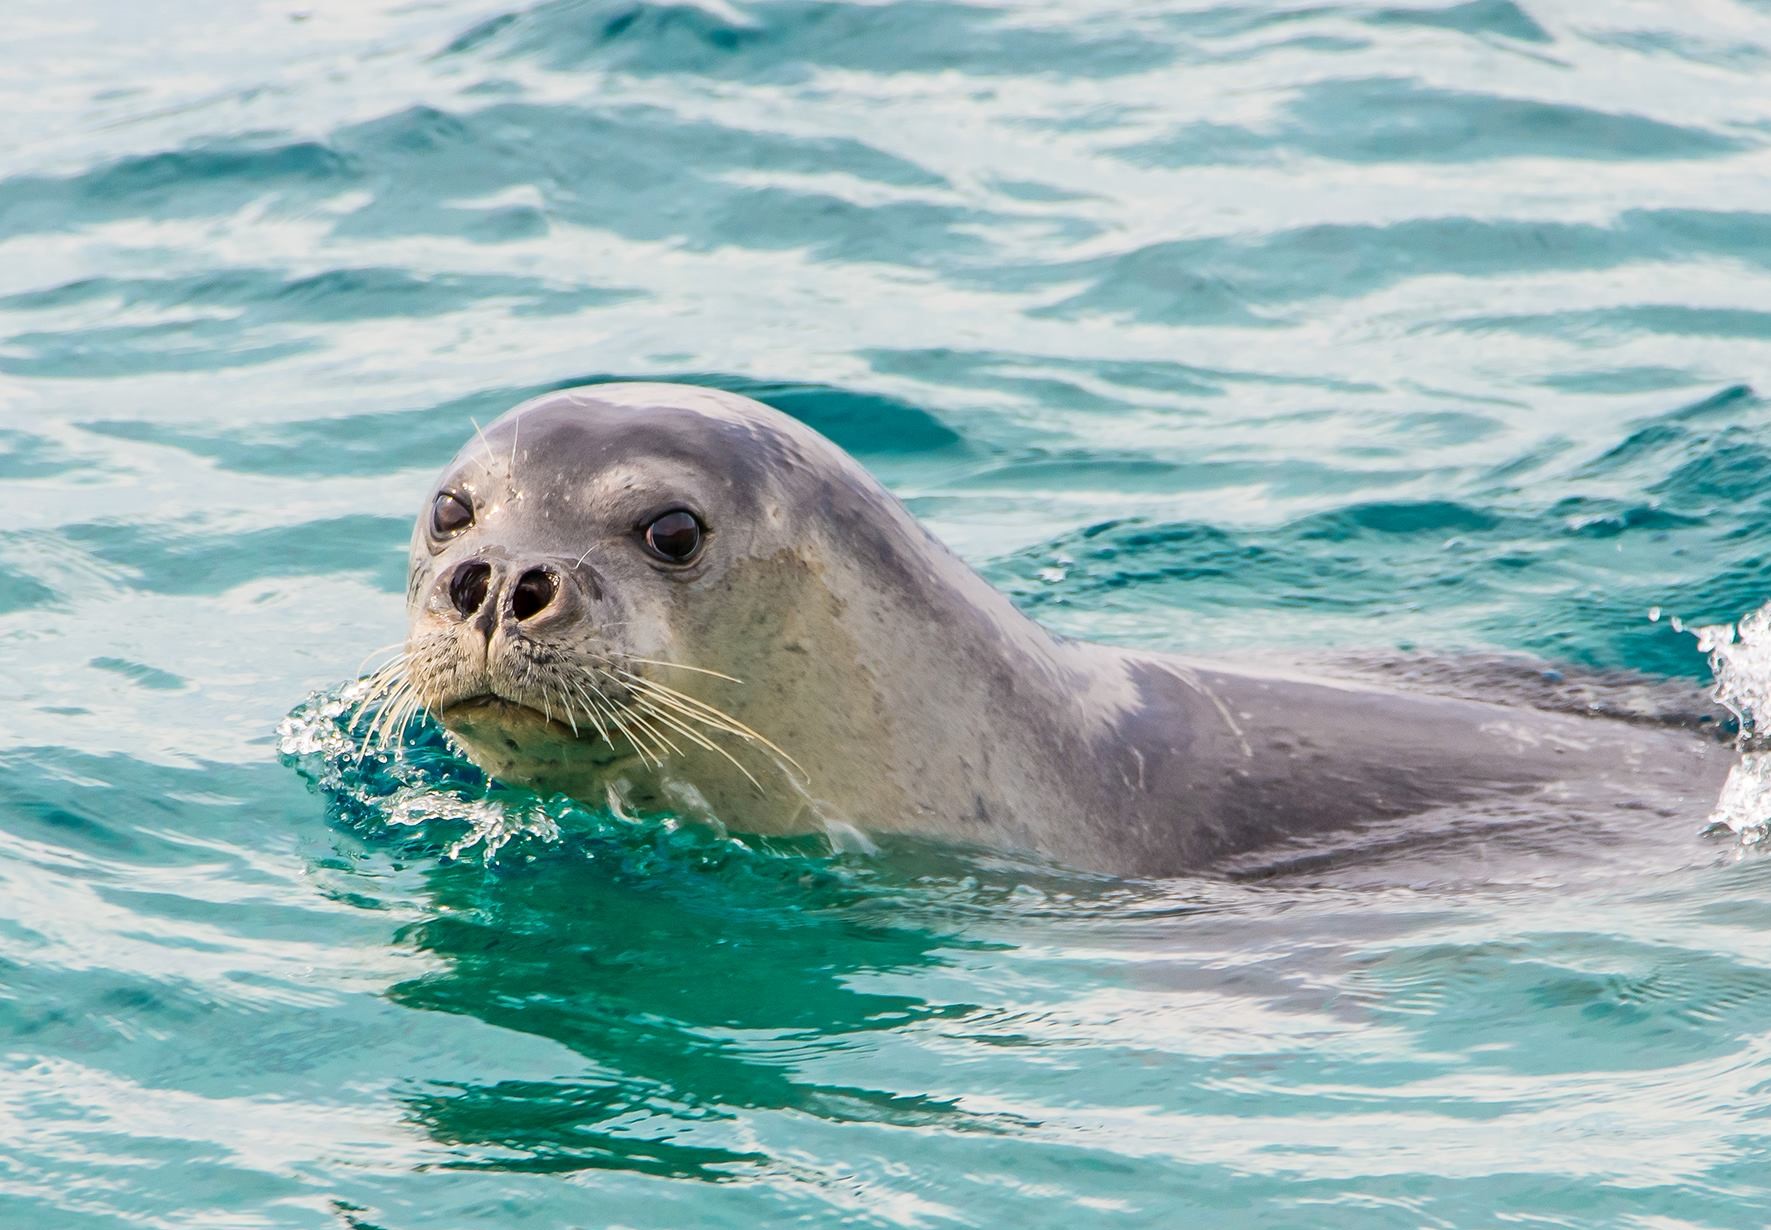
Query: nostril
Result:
<box><xmin>449</xmin><ymin>561</ymin><xmax>492</xmax><ymax>619</ymax></box>
<box><xmin>511</xmin><ymin>568</ymin><xmax>558</xmax><ymax>621</ymax></box>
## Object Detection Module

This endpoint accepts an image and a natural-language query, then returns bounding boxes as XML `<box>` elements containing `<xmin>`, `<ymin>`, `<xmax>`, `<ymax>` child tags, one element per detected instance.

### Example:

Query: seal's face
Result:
<box><xmin>393</xmin><ymin>384</ymin><xmax>823</xmax><ymax>812</ymax></box>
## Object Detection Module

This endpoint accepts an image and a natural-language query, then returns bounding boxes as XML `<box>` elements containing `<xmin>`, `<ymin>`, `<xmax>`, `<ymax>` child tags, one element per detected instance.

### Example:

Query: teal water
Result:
<box><xmin>7</xmin><ymin>0</ymin><xmax>1771</xmax><ymax>1225</ymax></box>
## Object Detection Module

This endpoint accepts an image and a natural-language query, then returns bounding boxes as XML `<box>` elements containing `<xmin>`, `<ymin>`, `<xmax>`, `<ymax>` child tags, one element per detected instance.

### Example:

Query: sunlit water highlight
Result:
<box><xmin>8</xmin><ymin>0</ymin><xmax>1771</xmax><ymax>1226</ymax></box>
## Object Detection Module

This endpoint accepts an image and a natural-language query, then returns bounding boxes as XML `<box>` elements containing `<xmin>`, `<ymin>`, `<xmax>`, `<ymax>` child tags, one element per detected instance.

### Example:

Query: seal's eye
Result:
<box><xmin>431</xmin><ymin>491</ymin><xmax>473</xmax><ymax>537</ymax></box>
<box><xmin>643</xmin><ymin>509</ymin><xmax>703</xmax><ymax>563</ymax></box>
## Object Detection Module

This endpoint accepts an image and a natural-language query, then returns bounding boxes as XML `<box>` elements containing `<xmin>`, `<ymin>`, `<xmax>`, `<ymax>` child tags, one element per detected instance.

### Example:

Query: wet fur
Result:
<box><xmin>379</xmin><ymin>383</ymin><xmax>1735</xmax><ymax>879</ymax></box>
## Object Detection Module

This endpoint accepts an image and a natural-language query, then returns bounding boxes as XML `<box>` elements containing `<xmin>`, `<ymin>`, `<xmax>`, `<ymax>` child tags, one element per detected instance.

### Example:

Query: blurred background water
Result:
<box><xmin>5</xmin><ymin>0</ymin><xmax>1771</xmax><ymax>1226</ymax></box>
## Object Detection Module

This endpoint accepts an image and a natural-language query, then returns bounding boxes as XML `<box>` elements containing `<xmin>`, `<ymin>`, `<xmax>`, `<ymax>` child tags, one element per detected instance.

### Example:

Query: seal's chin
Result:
<box><xmin>442</xmin><ymin>694</ymin><xmax>582</xmax><ymax>738</ymax></box>
<box><xmin>437</xmin><ymin>693</ymin><xmax>635</xmax><ymax>793</ymax></box>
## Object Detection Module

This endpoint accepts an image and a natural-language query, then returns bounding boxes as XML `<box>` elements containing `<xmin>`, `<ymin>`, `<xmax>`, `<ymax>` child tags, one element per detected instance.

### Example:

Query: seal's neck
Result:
<box><xmin>782</xmin><ymin>518</ymin><xmax>1119</xmax><ymax>847</ymax></box>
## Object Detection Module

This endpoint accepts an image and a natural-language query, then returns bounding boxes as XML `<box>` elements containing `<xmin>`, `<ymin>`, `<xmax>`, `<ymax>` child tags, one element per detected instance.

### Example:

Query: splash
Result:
<box><xmin>1673</xmin><ymin>603</ymin><xmax>1771</xmax><ymax>844</ymax></box>
<box><xmin>276</xmin><ymin>681</ymin><xmax>562</xmax><ymax>861</ymax></box>
<box><xmin>275</xmin><ymin>681</ymin><xmax>853</xmax><ymax>876</ymax></box>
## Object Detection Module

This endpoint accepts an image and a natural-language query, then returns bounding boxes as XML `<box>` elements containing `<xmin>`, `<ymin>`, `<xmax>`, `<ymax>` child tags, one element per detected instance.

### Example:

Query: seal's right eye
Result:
<box><xmin>431</xmin><ymin>491</ymin><xmax>473</xmax><ymax>537</ymax></box>
<box><xmin>643</xmin><ymin>509</ymin><xmax>703</xmax><ymax>563</ymax></box>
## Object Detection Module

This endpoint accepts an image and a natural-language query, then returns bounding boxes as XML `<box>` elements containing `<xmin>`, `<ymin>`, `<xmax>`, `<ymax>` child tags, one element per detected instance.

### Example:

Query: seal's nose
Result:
<box><xmin>449</xmin><ymin>560</ymin><xmax>493</xmax><ymax>620</ymax></box>
<box><xmin>511</xmin><ymin>568</ymin><xmax>559</xmax><ymax>621</ymax></box>
<box><xmin>442</xmin><ymin>558</ymin><xmax>567</xmax><ymax>640</ymax></box>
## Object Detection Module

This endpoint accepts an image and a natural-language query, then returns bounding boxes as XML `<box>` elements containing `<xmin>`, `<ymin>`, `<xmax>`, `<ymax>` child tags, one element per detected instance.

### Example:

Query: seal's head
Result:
<box><xmin>389</xmin><ymin>381</ymin><xmax>923</xmax><ymax>827</ymax></box>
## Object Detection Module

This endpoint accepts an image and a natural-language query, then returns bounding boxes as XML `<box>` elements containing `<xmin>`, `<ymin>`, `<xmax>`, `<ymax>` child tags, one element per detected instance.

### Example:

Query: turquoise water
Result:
<box><xmin>7</xmin><ymin>0</ymin><xmax>1771</xmax><ymax>1224</ymax></box>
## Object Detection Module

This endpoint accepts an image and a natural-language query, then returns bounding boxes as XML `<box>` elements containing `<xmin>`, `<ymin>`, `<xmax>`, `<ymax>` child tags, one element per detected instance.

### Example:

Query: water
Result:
<box><xmin>6</xmin><ymin>0</ymin><xmax>1771</xmax><ymax>1224</ymax></box>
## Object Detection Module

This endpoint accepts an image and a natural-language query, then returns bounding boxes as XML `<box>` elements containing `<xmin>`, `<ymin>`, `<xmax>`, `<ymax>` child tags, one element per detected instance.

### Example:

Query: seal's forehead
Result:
<box><xmin>447</xmin><ymin>383</ymin><xmax>800</xmax><ymax>494</ymax></box>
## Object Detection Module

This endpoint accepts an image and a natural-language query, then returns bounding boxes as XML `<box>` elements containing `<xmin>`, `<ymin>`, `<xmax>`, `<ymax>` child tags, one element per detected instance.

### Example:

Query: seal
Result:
<box><xmin>378</xmin><ymin>382</ymin><xmax>1734</xmax><ymax>877</ymax></box>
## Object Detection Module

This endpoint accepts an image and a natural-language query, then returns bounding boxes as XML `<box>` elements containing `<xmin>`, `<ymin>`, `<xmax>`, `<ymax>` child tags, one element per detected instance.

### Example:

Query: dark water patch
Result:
<box><xmin>444</xmin><ymin>0</ymin><xmax>1176</xmax><ymax>80</ymax></box>
<box><xmin>2</xmin><ymin>776</ymin><xmax>145</xmax><ymax>859</ymax></box>
<box><xmin>0</xmin><ymin>429</ymin><xmax>75</xmax><ymax>480</ymax></box>
<box><xmin>0</xmin><ymin>267</ymin><xmax>638</xmax><ymax>323</ymax></box>
<box><xmin>1026</xmin><ymin>244</ymin><xmax>1270</xmax><ymax>326</ymax></box>
<box><xmin>1368</xmin><ymin>0</ymin><xmax>1552</xmax><ymax>44</ymax></box>
<box><xmin>1107</xmin><ymin>121</ymin><xmax>1290</xmax><ymax>169</ymax></box>
<box><xmin>0</xmin><ymin>270</ymin><xmax>639</xmax><ymax>380</ymax></box>
<box><xmin>1438</xmin><ymin>304</ymin><xmax>1771</xmax><ymax>343</ymax></box>
<box><xmin>1111</xmin><ymin>76</ymin><xmax>1749</xmax><ymax>167</ymax></box>
<box><xmin>459</xmin><ymin>200</ymin><xmax>552</xmax><ymax>242</ymax></box>
<box><xmin>1283</xmin><ymin>77</ymin><xmax>1748</xmax><ymax>163</ymax></box>
<box><xmin>999</xmin><ymin>515</ymin><xmax>1502</xmax><ymax>619</ymax></box>
<box><xmin>1588</xmin><ymin>26</ymin><xmax>1771</xmax><ymax>70</ymax></box>
<box><xmin>0</xmin><ymin>748</ymin><xmax>259</xmax><ymax>861</ymax></box>
<box><xmin>61</xmin><ymin>515</ymin><xmax>411</xmax><ymax>596</ymax></box>
<box><xmin>1577</xmin><ymin>387</ymin><xmax>1768</xmax><ymax>495</ymax></box>
<box><xmin>1296</xmin><ymin>499</ymin><xmax>1503</xmax><ymax>539</ymax></box>
<box><xmin>1662</xmin><ymin>383</ymin><xmax>1761</xmax><ymax>425</ymax></box>
<box><xmin>90</xmin><ymin>657</ymin><xmax>186</xmax><ymax>692</ymax></box>
<box><xmin>0</xmin><ymin>137</ymin><xmax>358</xmax><ymax>237</ymax></box>
<box><xmin>1010</xmin><ymin>216</ymin><xmax>1663</xmax><ymax>324</ymax></box>
<box><xmin>1537</xmin><ymin>366</ymin><xmax>1706</xmax><ymax>395</ymax></box>
<box><xmin>1148</xmin><ymin>3</ymin><xmax>1341</xmax><ymax>40</ymax></box>
<box><xmin>3</xmin><ymin>267</ymin><xmax>641</xmax><ymax>327</ymax></box>
<box><xmin>365</xmin><ymin>832</ymin><xmax>1049</xmax><ymax>1180</ymax></box>
<box><xmin>0</xmin><ymin>320</ymin><xmax>312</xmax><ymax>379</ymax></box>
<box><xmin>406</xmin><ymin>1076</ymin><xmax>768</xmax><ymax>1179</ymax></box>
<box><xmin>0</xmin><ymin>561</ymin><xmax>57</xmax><ymax>617</ymax></box>
<box><xmin>1157</xmin><ymin>0</ymin><xmax>1548</xmax><ymax>46</ymax></box>
<box><xmin>1384</xmin><ymin>410</ymin><xmax>1504</xmax><ymax>447</ymax></box>
<box><xmin>1626</xmin><ymin>208</ymin><xmax>1771</xmax><ymax>270</ymax></box>
<box><xmin>967</xmin><ymin>453</ymin><xmax>1229</xmax><ymax>492</ymax></box>
<box><xmin>710</xmin><ymin>185</ymin><xmax>1001</xmax><ymax>266</ymax></box>
<box><xmin>985</xmin><ymin>177</ymin><xmax>1100</xmax><ymax>205</ymax></box>
<box><xmin>1546</xmin><ymin>497</ymin><xmax>1705</xmax><ymax>539</ymax></box>
<box><xmin>323</xmin><ymin>101</ymin><xmax>975</xmax><ymax>261</ymax></box>
<box><xmin>731</xmin><ymin>380</ymin><xmax>967</xmax><ymax>457</ymax></box>
<box><xmin>0</xmin><ymin>960</ymin><xmax>232</xmax><ymax>1058</ymax></box>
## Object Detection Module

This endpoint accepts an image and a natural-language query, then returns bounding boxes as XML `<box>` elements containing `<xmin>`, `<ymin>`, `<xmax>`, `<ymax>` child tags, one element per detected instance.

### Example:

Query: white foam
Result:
<box><xmin>1690</xmin><ymin>602</ymin><xmax>1771</xmax><ymax>844</ymax></box>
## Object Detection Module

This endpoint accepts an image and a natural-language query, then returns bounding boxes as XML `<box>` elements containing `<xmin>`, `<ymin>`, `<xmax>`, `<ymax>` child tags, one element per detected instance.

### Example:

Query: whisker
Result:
<box><xmin>623</xmin><ymin>656</ymin><xmax>743</xmax><ymax>684</ymax></box>
<box><xmin>628</xmin><ymin>709</ymin><xmax>685</xmax><ymax>759</ymax></box>
<box><xmin>620</xmin><ymin>681</ymin><xmax>805</xmax><ymax>792</ymax></box>
<box><xmin>356</xmin><ymin>678</ymin><xmax>413</xmax><ymax>764</ymax></box>
<box><xmin>616</xmin><ymin>671</ymin><xmax>805</xmax><ymax>777</ymax></box>
<box><xmin>355</xmin><ymin>641</ymin><xmax>408</xmax><ymax>679</ymax></box>
<box><xmin>350</xmin><ymin>662</ymin><xmax>407</xmax><ymax>735</ymax></box>
<box><xmin>590</xmin><ymin>684</ymin><xmax>662</xmax><ymax>768</ymax></box>
<box><xmin>387</xmin><ymin>688</ymin><xmax>424</xmax><ymax>754</ymax></box>
<box><xmin>564</xmin><ymin>677</ymin><xmax>613</xmax><ymax>742</ymax></box>
<box><xmin>470</xmin><ymin>416</ymin><xmax>495</xmax><ymax>467</ymax></box>
<box><xmin>631</xmin><ymin>696</ymin><xmax>764</xmax><ymax>793</ymax></box>
<box><xmin>548</xmin><ymin>677</ymin><xmax>580</xmax><ymax>738</ymax></box>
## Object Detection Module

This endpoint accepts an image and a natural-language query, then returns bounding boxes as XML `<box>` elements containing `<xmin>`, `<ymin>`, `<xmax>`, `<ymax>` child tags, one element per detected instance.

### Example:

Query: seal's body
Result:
<box><xmin>393</xmin><ymin>383</ymin><xmax>1731</xmax><ymax>877</ymax></box>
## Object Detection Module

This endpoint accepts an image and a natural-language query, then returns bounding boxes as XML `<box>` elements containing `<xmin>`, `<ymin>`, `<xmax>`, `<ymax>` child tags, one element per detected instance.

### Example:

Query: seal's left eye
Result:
<box><xmin>432</xmin><ymin>492</ymin><xmax>473</xmax><ymax>536</ymax></box>
<box><xmin>644</xmin><ymin>509</ymin><xmax>703</xmax><ymax>563</ymax></box>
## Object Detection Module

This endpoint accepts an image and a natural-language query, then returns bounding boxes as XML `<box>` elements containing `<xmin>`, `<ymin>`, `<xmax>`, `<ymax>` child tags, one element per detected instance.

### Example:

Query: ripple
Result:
<box><xmin>1285</xmin><ymin>76</ymin><xmax>1752</xmax><ymax>163</ymax></box>
<box><xmin>8</xmin><ymin>0</ymin><xmax>1771</xmax><ymax>1223</ymax></box>
<box><xmin>0</xmin><ymin>137</ymin><xmax>357</xmax><ymax>237</ymax></box>
<box><xmin>447</xmin><ymin>0</ymin><xmax>1179</xmax><ymax>79</ymax></box>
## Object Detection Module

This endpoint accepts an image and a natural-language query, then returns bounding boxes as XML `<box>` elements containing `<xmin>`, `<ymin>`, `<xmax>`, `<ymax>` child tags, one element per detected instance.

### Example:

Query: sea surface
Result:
<box><xmin>6</xmin><ymin>1</ymin><xmax>1771</xmax><ymax>1226</ymax></box>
